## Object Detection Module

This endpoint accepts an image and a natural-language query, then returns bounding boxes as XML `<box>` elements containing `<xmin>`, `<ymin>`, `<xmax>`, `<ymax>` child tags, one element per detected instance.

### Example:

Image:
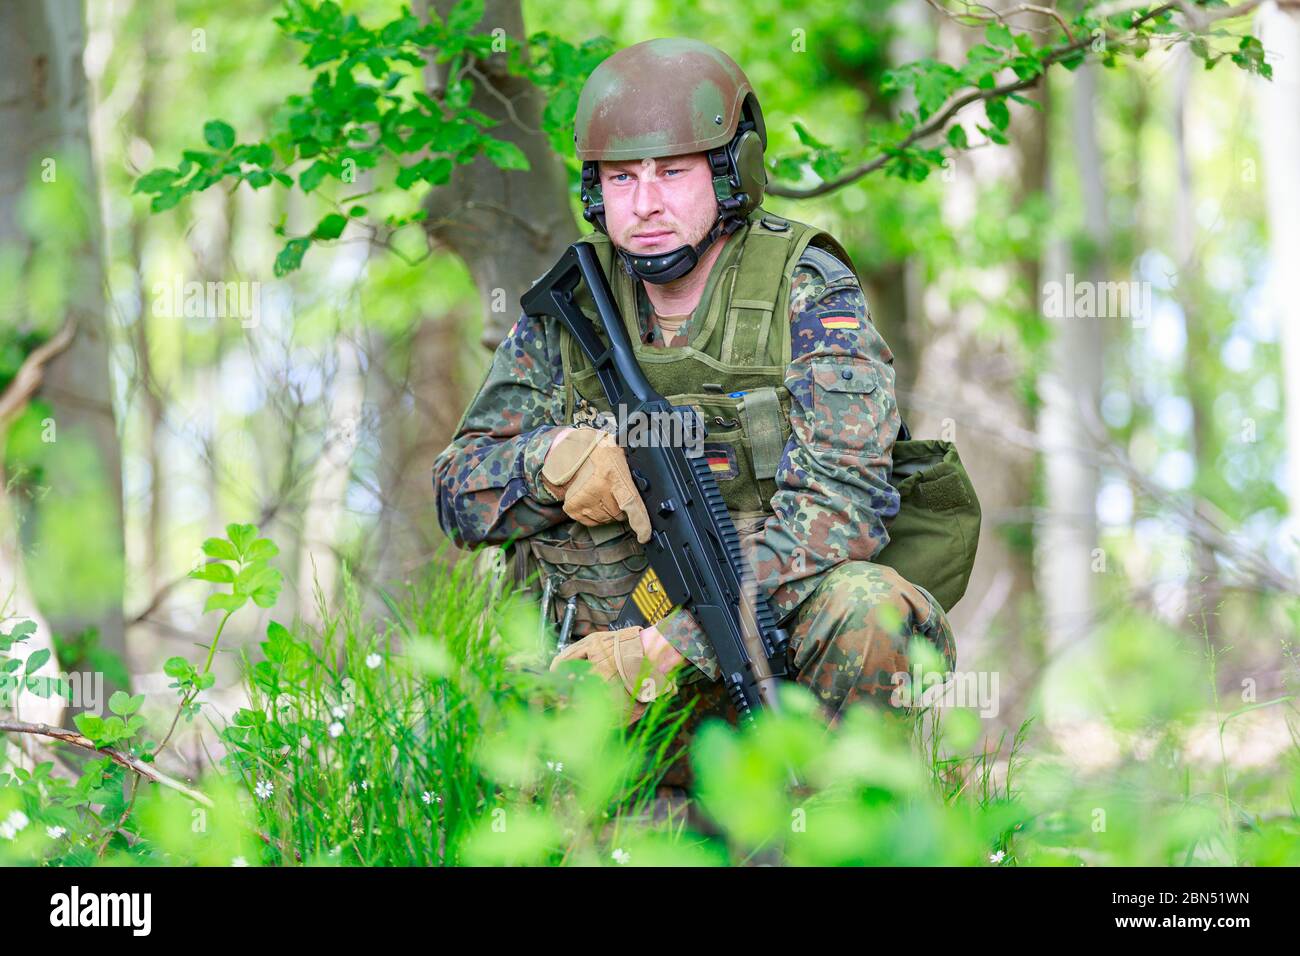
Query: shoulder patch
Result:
<box><xmin>796</xmin><ymin>244</ymin><xmax>857</xmax><ymax>288</ymax></box>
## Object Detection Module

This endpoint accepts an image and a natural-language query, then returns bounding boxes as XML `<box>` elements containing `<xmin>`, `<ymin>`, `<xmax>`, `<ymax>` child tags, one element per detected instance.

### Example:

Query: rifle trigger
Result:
<box><xmin>631</xmin><ymin>468</ymin><xmax>650</xmax><ymax>493</ymax></box>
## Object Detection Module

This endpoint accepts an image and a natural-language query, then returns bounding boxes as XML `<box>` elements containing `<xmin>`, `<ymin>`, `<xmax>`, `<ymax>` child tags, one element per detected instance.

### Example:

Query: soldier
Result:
<box><xmin>432</xmin><ymin>37</ymin><xmax>958</xmax><ymax>788</ymax></box>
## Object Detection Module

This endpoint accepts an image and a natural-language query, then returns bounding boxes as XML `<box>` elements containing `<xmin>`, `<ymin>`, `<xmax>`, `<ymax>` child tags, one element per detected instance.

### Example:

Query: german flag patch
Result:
<box><xmin>702</xmin><ymin>443</ymin><xmax>738</xmax><ymax>480</ymax></box>
<box><xmin>818</xmin><ymin>310</ymin><xmax>858</xmax><ymax>330</ymax></box>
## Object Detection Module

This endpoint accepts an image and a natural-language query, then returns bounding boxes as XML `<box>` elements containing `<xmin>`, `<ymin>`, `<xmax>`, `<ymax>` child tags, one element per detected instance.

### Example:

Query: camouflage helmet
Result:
<box><xmin>573</xmin><ymin>38</ymin><xmax>769</xmax><ymax>283</ymax></box>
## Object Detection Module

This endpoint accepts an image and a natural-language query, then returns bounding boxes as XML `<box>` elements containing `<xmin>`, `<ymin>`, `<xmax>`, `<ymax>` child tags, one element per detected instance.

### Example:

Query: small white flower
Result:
<box><xmin>331</xmin><ymin>705</ymin><xmax>347</xmax><ymax>719</ymax></box>
<box><xmin>328</xmin><ymin>845</ymin><xmax>341</xmax><ymax>857</ymax></box>
<box><xmin>989</xmin><ymin>850</ymin><xmax>1006</xmax><ymax>864</ymax></box>
<box><xmin>329</xmin><ymin>721</ymin><xmax>344</xmax><ymax>738</ymax></box>
<box><xmin>254</xmin><ymin>779</ymin><xmax>274</xmax><ymax>801</ymax></box>
<box><xmin>0</xmin><ymin>810</ymin><xmax>31</xmax><ymax>840</ymax></box>
<box><xmin>231</xmin><ymin>856</ymin><xmax>248</xmax><ymax>867</ymax></box>
<box><xmin>422</xmin><ymin>790</ymin><xmax>443</xmax><ymax>805</ymax></box>
<box><xmin>611</xmin><ymin>848</ymin><xmax>630</xmax><ymax>865</ymax></box>
<box><xmin>46</xmin><ymin>825</ymin><xmax>66</xmax><ymax>840</ymax></box>
<box><xmin>365</xmin><ymin>653</ymin><xmax>382</xmax><ymax>669</ymax></box>
<box><xmin>360</xmin><ymin>780</ymin><xmax>370</xmax><ymax>791</ymax></box>
<box><xmin>546</xmin><ymin>760</ymin><xmax>564</xmax><ymax>774</ymax></box>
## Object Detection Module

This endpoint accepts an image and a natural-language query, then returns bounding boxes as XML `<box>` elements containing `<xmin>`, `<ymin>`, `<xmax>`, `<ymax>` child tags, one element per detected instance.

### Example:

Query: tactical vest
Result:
<box><xmin>564</xmin><ymin>205</ymin><xmax>852</xmax><ymax>518</ymax></box>
<box><xmin>510</xmin><ymin>206</ymin><xmax>980</xmax><ymax>637</ymax></box>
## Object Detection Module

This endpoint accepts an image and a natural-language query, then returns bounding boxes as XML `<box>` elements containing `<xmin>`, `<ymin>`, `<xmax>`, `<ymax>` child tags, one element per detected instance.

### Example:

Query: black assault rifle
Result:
<box><xmin>520</xmin><ymin>242</ymin><xmax>791</xmax><ymax>721</ymax></box>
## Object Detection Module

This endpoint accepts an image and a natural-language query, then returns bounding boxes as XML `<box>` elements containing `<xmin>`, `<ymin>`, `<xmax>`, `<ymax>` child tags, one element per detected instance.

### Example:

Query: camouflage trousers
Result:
<box><xmin>655</xmin><ymin>560</ymin><xmax>956</xmax><ymax>790</ymax></box>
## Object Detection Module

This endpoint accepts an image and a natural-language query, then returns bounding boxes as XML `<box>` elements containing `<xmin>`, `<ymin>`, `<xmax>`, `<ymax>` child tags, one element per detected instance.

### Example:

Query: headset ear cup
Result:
<box><xmin>732</xmin><ymin>129</ymin><xmax>766</xmax><ymax>215</ymax></box>
<box><xmin>581</xmin><ymin>162</ymin><xmax>607</xmax><ymax>231</ymax></box>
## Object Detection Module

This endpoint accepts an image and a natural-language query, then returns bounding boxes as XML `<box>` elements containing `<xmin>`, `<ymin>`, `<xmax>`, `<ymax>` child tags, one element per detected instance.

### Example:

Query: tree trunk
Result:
<box><xmin>0</xmin><ymin>0</ymin><xmax>126</xmax><ymax>725</ymax></box>
<box><xmin>1257</xmin><ymin>0</ymin><xmax>1300</xmax><ymax>572</ymax></box>
<box><xmin>1172</xmin><ymin>46</ymin><xmax>1222</xmax><ymax>639</ymax></box>
<box><xmin>367</xmin><ymin>308</ymin><xmax>466</xmax><ymax>609</ymax></box>
<box><xmin>419</xmin><ymin>0</ymin><xmax>578</xmax><ymax>349</ymax></box>
<box><xmin>1036</xmin><ymin>61</ymin><xmax>1105</xmax><ymax>654</ymax></box>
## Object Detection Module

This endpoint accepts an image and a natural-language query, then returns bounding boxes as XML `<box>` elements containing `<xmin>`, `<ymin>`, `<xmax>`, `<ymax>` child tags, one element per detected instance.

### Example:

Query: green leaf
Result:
<box><xmin>792</xmin><ymin>120</ymin><xmax>828</xmax><ymax>150</ymax></box>
<box><xmin>152</xmin><ymin>188</ymin><xmax>185</xmax><ymax>214</ymax></box>
<box><xmin>246</xmin><ymin>538</ymin><xmax>280</xmax><ymax>561</ymax></box>
<box><xmin>946</xmin><ymin>124</ymin><xmax>969</xmax><ymax>150</ymax></box>
<box><xmin>204</xmin><ymin>120</ymin><xmax>236</xmax><ymax>151</ymax></box>
<box><xmin>251</xmin><ymin>582</ymin><xmax>283</xmax><ymax>609</ymax></box>
<box><xmin>233</xmin><ymin>143</ymin><xmax>274</xmax><ymax>167</ymax></box>
<box><xmin>102</xmin><ymin>716</ymin><xmax>127</xmax><ymax>742</ymax></box>
<box><xmin>164</xmin><ymin>657</ymin><xmax>192</xmax><ymax>678</ymax></box>
<box><xmin>312</xmin><ymin>213</ymin><xmax>348</xmax><ymax>240</ymax></box>
<box><xmin>24</xmin><ymin>648</ymin><xmax>50</xmax><ymax>675</ymax></box>
<box><xmin>205</xmin><ymin>592</ymin><xmax>249</xmax><ymax>614</ymax></box>
<box><xmin>74</xmin><ymin>713</ymin><xmax>104</xmax><ymax>742</ymax></box>
<box><xmin>274</xmin><ymin>237</ymin><xmax>312</xmax><ymax>277</ymax></box>
<box><xmin>202</xmin><ymin>537</ymin><xmax>240</xmax><ymax>561</ymax></box>
<box><xmin>447</xmin><ymin>0</ymin><xmax>485</xmax><ymax>36</ymax></box>
<box><xmin>348</xmin><ymin>205</ymin><xmax>368</xmax><ymax>218</ymax></box>
<box><xmin>482</xmin><ymin>138</ymin><xmax>529</xmax><ymax>171</ymax></box>
<box><xmin>227</xmin><ymin>523</ymin><xmax>257</xmax><ymax>555</ymax></box>
<box><xmin>236</xmin><ymin>564</ymin><xmax>280</xmax><ymax>596</ymax></box>
<box><xmin>985</xmin><ymin>23</ymin><xmax>1014</xmax><ymax>48</ymax></box>
<box><xmin>299</xmin><ymin>161</ymin><xmax>332</xmax><ymax>193</ymax></box>
<box><xmin>913</xmin><ymin>65</ymin><xmax>961</xmax><ymax>118</ymax></box>
<box><xmin>985</xmin><ymin>97</ymin><xmax>1010</xmax><ymax>132</ymax></box>
<box><xmin>11</xmin><ymin>620</ymin><xmax>36</xmax><ymax>641</ymax></box>
<box><xmin>133</xmin><ymin>169</ymin><xmax>180</xmax><ymax>194</ymax></box>
<box><xmin>264</xmin><ymin>620</ymin><xmax>294</xmax><ymax>662</ymax></box>
<box><xmin>304</xmin><ymin>36</ymin><xmax>344</xmax><ymax>67</ymax></box>
<box><xmin>1058</xmin><ymin>49</ymin><xmax>1086</xmax><ymax>71</ymax></box>
<box><xmin>109</xmin><ymin>691</ymin><xmax>145</xmax><ymax>716</ymax></box>
<box><xmin>189</xmin><ymin>562</ymin><xmax>236</xmax><ymax>583</ymax></box>
<box><xmin>426</xmin><ymin>156</ymin><xmax>454</xmax><ymax>185</ymax></box>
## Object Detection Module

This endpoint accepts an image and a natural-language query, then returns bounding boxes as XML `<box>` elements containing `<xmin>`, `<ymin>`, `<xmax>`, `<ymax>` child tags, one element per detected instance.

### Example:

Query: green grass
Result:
<box><xmin>3</xmin><ymin>535</ymin><xmax>1300</xmax><ymax>866</ymax></box>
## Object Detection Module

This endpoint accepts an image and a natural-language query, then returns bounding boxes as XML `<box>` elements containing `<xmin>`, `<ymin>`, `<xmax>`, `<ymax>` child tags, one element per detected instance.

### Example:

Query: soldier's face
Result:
<box><xmin>598</xmin><ymin>154</ymin><xmax>718</xmax><ymax>255</ymax></box>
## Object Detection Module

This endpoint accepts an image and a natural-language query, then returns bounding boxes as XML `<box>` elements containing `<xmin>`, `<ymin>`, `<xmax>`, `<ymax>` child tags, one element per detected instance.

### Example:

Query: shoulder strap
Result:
<box><xmin>724</xmin><ymin>210</ymin><xmax>814</xmax><ymax>366</ymax></box>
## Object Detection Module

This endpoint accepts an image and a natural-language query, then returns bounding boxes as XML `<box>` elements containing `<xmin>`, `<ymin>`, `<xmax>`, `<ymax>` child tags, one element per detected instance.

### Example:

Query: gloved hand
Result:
<box><xmin>550</xmin><ymin>625</ymin><xmax>678</xmax><ymax>722</ymax></box>
<box><xmin>541</xmin><ymin>428</ymin><xmax>652</xmax><ymax>543</ymax></box>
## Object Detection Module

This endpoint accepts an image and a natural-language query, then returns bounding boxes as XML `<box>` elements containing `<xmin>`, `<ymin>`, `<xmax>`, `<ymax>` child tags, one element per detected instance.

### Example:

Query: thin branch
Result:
<box><xmin>464</xmin><ymin>63</ymin><xmax>541</xmax><ymax>135</ymax></box>
<box><xmin>0</xmin><ymin>719</ymin><xmax>214</xmax><ymax>807</ymax></box>
<box><xmin>0</xmin><ymin>318</ymin><xmax>77</xmax><ymax>429</ymax></box>
<box><xmin>768</xmin><ymin>1</ymin><xmax>1266</xmax><ymax>200</ymax></box>
<box><xmin>924</xmin><ymin>0</ymin><xmax>1076</xmax><ymax>42</ymax></box>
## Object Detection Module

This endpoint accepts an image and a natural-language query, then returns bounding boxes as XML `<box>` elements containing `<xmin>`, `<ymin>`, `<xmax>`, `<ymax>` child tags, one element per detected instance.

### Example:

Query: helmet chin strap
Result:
<box><xmin>616</xmin><ymin>214</ymin><xmax>745</xmax><ymax>285</ymax></box>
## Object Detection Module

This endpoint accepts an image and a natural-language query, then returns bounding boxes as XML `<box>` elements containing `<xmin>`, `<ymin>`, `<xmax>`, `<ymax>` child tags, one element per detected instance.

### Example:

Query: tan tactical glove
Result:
<box><xmin>541</xmin><ymin>428</ymin><xmax>652</xmax><ymax>543</ymax></box>
<box><xmin>550</xmin><ymin>625</ymin><xmax>678</xmax><ymax>722</ymax></box>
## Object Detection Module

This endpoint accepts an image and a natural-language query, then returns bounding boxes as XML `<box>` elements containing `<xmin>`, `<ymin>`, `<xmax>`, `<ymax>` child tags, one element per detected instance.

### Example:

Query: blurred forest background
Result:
<box><xmin>2</xmin><ymin>0</ymin><xmax>1300</xmax><ymax>862</ymax></box>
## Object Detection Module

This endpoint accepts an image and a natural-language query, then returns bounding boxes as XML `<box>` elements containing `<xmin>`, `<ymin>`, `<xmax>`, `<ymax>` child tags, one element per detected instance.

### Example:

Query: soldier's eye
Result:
<box><xmin>610</xmin><ymin>173</ymin><xmax>630</xmax><ymax>183</ymax></box>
